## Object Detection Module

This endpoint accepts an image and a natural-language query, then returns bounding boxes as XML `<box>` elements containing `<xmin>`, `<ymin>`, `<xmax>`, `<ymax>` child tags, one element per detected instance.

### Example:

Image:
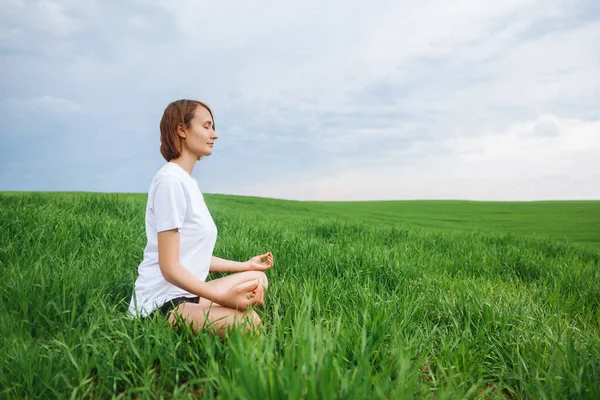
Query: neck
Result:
<box><xmin>171</xmin><ymin>152</ymin><xmax>197</xmax><ymax>176</ymax></box>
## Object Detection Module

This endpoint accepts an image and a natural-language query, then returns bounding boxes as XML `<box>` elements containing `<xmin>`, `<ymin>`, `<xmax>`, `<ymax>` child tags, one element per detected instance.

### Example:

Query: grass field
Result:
<box><xmin>208</xmin><ymin>195</ymin><xmax>600</xmax><ymax>249</ymax></box>
<box><xmin>1</xmin><ymin>192</ymin><xmax>599</xmax><ymax>399</ymax></box>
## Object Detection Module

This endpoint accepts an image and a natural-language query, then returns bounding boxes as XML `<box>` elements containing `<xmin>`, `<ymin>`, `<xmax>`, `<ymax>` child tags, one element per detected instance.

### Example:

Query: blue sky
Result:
<box><xmin>1</xmin><ymin>0</ymin><xmax>599</xmax><ymax>200</ymax></box>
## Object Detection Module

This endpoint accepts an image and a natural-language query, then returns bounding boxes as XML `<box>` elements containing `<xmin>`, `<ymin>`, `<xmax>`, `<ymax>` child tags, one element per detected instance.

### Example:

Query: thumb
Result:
<box><xmin>235</xmin><ymin>279</ymin><xmax>259</xmax><ymax>294</ymax></box>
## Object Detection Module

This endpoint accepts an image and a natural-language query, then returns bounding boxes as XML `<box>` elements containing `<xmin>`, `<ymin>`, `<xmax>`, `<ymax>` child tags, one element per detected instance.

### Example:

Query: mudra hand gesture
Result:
<box><xmin>219</xmin><ymin>279</ymin><xmax>265</xmax><ymax>310</ymax></box>
<box><xmin>247</xmin><ymin>252</ymin><xmax>274</xmax><ymax>271</ymax></box>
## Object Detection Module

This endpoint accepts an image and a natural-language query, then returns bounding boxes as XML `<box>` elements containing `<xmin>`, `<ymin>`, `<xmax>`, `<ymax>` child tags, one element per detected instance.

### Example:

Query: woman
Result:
<box><xmin>128</xmin><ymin>99</ymin><xmax>273</xmax><ymax>336</ymax></box>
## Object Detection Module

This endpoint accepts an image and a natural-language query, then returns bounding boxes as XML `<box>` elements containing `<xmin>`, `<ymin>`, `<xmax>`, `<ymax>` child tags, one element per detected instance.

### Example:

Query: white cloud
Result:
<box><xmin>1</xmin><ymin>0</ymin><xmax>599</xmax><ymax>199</ymax></box>
<box><xmin>155</xmin><ymin>0</ymin><xmax>572</xmax><ymax>109</ymax></box>
<box><xmin>251</xmin><ymin>115</ymin><xmax>600</xmax><ymax>200</ymax></box>
<box><xmin>1</xmin><ymin>0</ymin><xmax>90</xmax><ymax>38</ymax></box>
<box><xmin>149</xmin><ymin>0</ymin><xmax>600</xmax><ymax>156</ymax></box>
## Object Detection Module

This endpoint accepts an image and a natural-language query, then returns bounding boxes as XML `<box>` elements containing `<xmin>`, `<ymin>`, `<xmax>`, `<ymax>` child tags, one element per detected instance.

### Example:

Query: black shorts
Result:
<box><xmin>148</xmin><ymin>296</ymin><xmax>200</xmax><ymax>319</ymax></box>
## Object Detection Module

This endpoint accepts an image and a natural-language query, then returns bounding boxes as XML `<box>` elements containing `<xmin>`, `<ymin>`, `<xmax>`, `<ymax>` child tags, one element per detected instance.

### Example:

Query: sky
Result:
<box><xmin>1</xmin><ymin>0</ymin><xmax>599</xmax><ymax>201</ymax></box>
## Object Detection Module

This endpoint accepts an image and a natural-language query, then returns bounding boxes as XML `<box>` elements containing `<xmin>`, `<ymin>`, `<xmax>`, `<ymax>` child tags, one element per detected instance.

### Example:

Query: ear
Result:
<box><xmin>177</xmin><ymin>122</ymin><xmax>187</xmax><ymax>139</ymax></box>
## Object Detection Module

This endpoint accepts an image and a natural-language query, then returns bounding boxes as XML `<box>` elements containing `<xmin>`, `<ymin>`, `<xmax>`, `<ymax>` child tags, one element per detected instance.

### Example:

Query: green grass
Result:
<box><xmin>205</xmin><ymin>195</ymin><xmax>600</xmax><ymax>249</ymax></box>
<box><xmin>1</xmin><ymin>192</ymin><xmax>599</xmax><ymax>399</ymax></box>
<box><xmin>309</xmin><ymin>200</ymin><xmax>600</xmax><ymax>248</ymax></box>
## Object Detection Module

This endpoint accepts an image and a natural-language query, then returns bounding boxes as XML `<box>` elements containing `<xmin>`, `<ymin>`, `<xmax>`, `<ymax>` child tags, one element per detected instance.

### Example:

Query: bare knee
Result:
<box><xmin>255</xmin><ymin>271</ymin><xmax>269</xmax><ymax>290</ymax></box>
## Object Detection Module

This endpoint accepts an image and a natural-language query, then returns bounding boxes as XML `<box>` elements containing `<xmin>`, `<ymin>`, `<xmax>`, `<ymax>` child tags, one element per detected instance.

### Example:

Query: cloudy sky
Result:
<box><xmin>1</xmin><ymin>0</ymin><xmax>599</xmax><ymax>201</ymax></box>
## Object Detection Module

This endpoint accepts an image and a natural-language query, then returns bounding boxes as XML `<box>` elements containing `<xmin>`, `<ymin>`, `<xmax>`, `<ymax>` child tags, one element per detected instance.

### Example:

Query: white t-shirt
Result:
<box><xmin>128</xmin><ymin>162</ymin><xmax>218</xmax><ymax>317</ymax></box>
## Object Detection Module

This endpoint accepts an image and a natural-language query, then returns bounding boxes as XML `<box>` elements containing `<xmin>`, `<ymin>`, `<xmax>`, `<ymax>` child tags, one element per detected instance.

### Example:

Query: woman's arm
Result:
<box><xmin>158</xmin><ymin>229</ymin><xmax>258</xmax><ymax>309</ymax></box>
<box><xmin>209</xmin><ymin>256</ymin><xmax>250</xmax><ymax>272</ymax></box>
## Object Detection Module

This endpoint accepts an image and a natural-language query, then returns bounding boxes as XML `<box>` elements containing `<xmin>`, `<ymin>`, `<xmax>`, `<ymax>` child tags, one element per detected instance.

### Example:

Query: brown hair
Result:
<box><xmin>159</xmin><ymin>99</ymin><xmax>215</xmax><ymax>161</ymax></box>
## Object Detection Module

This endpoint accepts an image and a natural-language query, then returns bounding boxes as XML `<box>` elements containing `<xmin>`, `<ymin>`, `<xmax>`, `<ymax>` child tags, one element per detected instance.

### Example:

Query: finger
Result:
<box><xmin>245</xmin><ymin>292</ymin><xmax>260</xmax><ymax>307</ymax></box>
<box><xmin>250</xmin><ymin>285</ymin><xmax>265</xmax><ymax>306</ymax></box>
<box><xmin>238</xmin><ymin>298</ymin><xmax>249</xmax><ymax>311</ymax></box>
<box><xmin>235</xmin><ymin>279</ymin><xmax>259</xmax><ymax>294</ymax></box>
<box><xmin>251</xmin><ymin>262</ymin><xmax>267</xmax><ymax>271</ymax></box>
<box><xmin>262</xmin><ymin>262</ymin><xmax>272</xmax><ymax>270</ymax></box>
<box><xmin>249</xmin><ymin>283</ymin><xmax>263</xmax><ymax>297</ymax></box>
<box><xmin>247</xmin><ymin>297</ymin><xmax>261</xmax><ymax>307</ymax></box>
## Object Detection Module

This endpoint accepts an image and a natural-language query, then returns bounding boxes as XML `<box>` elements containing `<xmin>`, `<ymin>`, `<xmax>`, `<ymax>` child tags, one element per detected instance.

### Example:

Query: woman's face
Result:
<box><xmin>182</xmin><ymin>105</ymin><xmax>218</xmax><ymax>159</ymax></box>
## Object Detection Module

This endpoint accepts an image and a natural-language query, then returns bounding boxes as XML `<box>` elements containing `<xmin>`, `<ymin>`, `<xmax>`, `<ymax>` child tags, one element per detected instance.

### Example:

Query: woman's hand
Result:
<box><xmin>216</xmin><ymin>279</ymin><xmax>264</xmax><ymax>310</ymax></box>
<box><xmin>247</xmin><ymin>252</ymin><xmax>274</xmax><ymax>271</ymax></box>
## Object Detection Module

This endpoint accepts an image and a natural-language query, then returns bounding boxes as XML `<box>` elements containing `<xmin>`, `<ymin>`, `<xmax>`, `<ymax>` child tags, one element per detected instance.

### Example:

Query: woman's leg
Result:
<box><xmin>207</xmin><ymin>270</ymin><xmax>269</xmax><ymax>291</ymax></box>
<box><xmin>167</xmin><ymin>271</ymin><xmax>269</xmax><ymax>336</ymax></box>
<box><xmin>168</xmin><ymin>301</ymin><xmax>261</xmax><ymax>337</ymax></box>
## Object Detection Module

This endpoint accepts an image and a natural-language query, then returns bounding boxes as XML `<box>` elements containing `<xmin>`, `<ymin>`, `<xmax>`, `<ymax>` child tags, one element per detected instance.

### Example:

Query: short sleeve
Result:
<box><xmin>152</xmin><ymin>174</ymin><xmax>187</xmax><ymax>232</ymax></box>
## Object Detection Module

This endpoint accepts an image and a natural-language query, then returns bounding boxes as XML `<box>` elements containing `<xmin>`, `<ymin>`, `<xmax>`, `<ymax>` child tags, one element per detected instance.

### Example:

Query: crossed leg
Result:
<box><xmin>168</xmin><ymin>271</ymin><xmax>269</xmax><ymax>337</ymax></box>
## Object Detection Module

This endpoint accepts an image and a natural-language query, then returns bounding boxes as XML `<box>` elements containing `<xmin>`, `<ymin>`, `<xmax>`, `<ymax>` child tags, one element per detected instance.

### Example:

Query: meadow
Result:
<box><xmin>1</xmin><ymin>192</ymin><xmax>599</xmax><ymax>399</ymax></box>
